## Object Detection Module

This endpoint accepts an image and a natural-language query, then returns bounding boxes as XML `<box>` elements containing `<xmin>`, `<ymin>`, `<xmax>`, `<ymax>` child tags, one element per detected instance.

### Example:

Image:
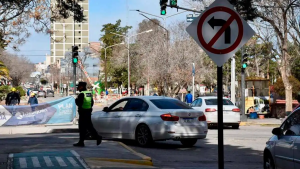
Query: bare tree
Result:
<box><xmin>0</xmin><ymin>52</ymin><xmax>34</xmax><ymax>86</ymax></box>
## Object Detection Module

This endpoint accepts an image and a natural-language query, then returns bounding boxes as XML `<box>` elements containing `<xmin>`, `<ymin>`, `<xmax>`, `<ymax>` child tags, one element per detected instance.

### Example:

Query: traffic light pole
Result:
<box><xmin>241</xmin><ymin>48</ymin><xmax>247</xmax><ymax>122</ymax></box>
<box><xmin>73</xmin><ymin>0</ymin><xmax>76</xmax><ymax>95</ymax></box>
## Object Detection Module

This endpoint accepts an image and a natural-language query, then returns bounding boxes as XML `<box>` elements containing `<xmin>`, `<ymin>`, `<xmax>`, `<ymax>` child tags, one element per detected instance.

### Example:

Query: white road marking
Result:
<box><xmin>67</xmin><ymin>157</ymin><xmax>79</xmax><ymax>167</ymax></box>
<box><xmin>55</xmin><ymin>157</ymin><xmax>67</xmax><ymax>167</ymax></box>
<box><xmin>19</xmin><ymin>158</ymin><xmax>27</xmax><ymax>168</ymax></box>
<box><xmin>43</xmin><ymin>156</ymin><xmax>54</xmax><ymax>167</ymax></box>
<box><xmin>31</xmin><ymin>157</ymin><xmax>41</xmax><ymax>168</ymax></box>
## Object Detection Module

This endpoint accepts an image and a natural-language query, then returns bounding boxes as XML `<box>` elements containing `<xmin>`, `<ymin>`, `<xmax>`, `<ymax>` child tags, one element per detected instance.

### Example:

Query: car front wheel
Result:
<box><xmin>180</xmin><ymin>139</ymin><xmax>198</xmax><ymax>147</ymax></box>
<box><xmin>264</xmin><ymin>153</ymin><xmax>275</xmax><ymax>169</ymax></box>
<box><xmin>135</xmin><ymin>124</ymin><xmax>153</xmax><ymax>147</ymax></box>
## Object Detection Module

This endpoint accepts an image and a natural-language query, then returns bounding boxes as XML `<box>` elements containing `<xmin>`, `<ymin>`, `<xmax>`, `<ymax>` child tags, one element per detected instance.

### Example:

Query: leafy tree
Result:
<box><xmin>0</xmin><ymin>61</ymin><xmax>9</xmax><ymax>77</ymax></box>
<box><xmin>274</xmin><ymin>76</ymin><xmax>300</xmax><ymax>100</ymax></box>
<box><xmin>99</xmin><ymin>20</ymin><xmax>132</xmax><ymax>88</ymax></box>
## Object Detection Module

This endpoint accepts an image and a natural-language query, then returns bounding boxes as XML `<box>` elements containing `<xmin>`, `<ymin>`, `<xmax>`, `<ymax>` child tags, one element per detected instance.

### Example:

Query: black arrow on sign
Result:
<box><xmin>208</xmin><ymin>16</ymin><xmax>231</xmax><ymax>44</ymax></box>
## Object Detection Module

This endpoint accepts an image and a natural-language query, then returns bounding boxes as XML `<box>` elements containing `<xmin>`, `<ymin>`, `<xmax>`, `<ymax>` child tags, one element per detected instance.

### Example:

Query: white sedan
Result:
<box><xmin>91</xmin><ymin>96</ymin><xmax>208</xmax><ymax>147</ymax></box>
<box><xmin>191</xmin><ymin>96</ymin><xmax>241</xmax><ymax>129</ymax></box>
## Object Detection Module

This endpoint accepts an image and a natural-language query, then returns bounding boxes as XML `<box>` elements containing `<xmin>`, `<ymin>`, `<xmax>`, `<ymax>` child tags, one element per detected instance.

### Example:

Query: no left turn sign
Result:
<box><xmin>186</xmin><ymin>0</ymin><xmax>255</xmax><ymax>66</ymax></box>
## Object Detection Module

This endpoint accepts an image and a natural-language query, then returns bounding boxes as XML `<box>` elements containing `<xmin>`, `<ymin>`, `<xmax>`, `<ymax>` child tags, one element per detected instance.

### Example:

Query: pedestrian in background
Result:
<box><xmin>5</xmin><ymin>88</ymin><xmax>20</xmax><ymax>106</ymax></box>
<box><xmin>185</xmin><ymin>91</ymin><xmax>193</xmax><ymax>106</ymax></box>
<box><xmin>28</xmin><ymin>93</ymin><xmax>38</xmax><ymax>111</ymax></box>
<box><xmin>74</xmin><ymin>82</ymin><xmax>102</xmax><ymax>147</ymax></box>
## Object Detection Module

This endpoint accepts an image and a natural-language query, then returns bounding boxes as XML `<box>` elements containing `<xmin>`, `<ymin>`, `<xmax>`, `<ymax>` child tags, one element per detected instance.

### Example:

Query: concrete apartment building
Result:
<box><xmin>46</xmin><ymin>0</ymin><xmax>89</xmax><ymax>66</ymax></box>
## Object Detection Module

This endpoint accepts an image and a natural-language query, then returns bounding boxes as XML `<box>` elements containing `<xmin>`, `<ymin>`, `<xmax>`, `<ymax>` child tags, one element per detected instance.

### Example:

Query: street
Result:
<box><xmin>0</xmin><ymin>125</ymin><xmax>273</xmax><ymax>169</ymax></box>
<box><xmin>124</xmin><ymin>125</ymin><xmax>272</xmax><ymax>169</ymax></box>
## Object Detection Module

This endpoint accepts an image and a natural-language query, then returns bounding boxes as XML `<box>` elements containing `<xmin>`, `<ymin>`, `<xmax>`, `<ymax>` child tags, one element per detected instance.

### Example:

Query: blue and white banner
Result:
<box><xmin>0</xmin><ymin>97</ymin><xmax>76</xmax><ymax>126</ymax></box>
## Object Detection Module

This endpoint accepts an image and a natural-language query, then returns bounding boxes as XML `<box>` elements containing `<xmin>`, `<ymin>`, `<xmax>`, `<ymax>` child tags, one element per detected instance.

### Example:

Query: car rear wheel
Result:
<box><xmin>264</xmin><ymin>153</ymin><xmax>275</xmax><ymax>169</ymax></box>
<box><xmin>135</xmin><ymin>124</ymin><xmax>153</xmax><ymax>147</ymax></box>
<box><xmin>232</xmin><ymin>125</ymin><xmax>239</xmax><ymax>129</ymax></box>
<box><xmin>180</xmin><ymin>139</ymin><xmax>198</xmax><ymax>147</ymax></box>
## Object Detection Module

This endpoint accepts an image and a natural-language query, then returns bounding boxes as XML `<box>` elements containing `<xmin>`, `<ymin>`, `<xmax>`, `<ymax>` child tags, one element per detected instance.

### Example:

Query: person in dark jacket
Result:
<box><xmin>73</xmin><ymin>82</ymin><xmax>102</xmax><ymax>147</ymax></box>
<box><xmin>5</xmin><ymin>88</ymin><xmax>20</xmax><ymax>106</ymax></box>
<box><xmin>28</xmin><ymin>93</ymin><xmax>38</xmax><ymax>111</ymax></box>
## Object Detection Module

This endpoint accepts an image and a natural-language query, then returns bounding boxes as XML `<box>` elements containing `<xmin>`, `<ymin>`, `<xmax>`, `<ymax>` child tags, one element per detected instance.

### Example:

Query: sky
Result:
<box><xmin>7</xmin><ymin>0</ymin><xmax>189</xmax><ymax>64</ymax></box>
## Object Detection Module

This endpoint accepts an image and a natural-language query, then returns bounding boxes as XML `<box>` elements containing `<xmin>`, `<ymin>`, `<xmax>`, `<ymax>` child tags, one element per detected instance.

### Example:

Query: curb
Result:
<box><xmin>118</xmin><ymin>142</ymin><xmax>152</xmax><ymax>161</ymax></box>
<box><xmin>85</xmin><ymin>158</ymin><xmax>153</xmax><ymax>166</ymax></box>
<box><xmin>85</xmin><ymin>142</ymin><xmax>153</xmax><ymax>167</ymax></box>
<box><xmin>240</xmin><ymin>122</ymin><xmax>281</xmax><ymax>127</ymax></box>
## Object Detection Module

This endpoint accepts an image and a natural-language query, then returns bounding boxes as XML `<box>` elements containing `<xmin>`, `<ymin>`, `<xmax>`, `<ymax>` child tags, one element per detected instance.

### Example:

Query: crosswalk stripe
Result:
<box><xmin>43</xmin><ymin>156</ymin><xmax>54</xmax><ymax>167</ymax></box>
<box><xmin>67</xmin><ymin>157</ymin><xmax>80</xmax><ymax>167</ymax></box>
<box><xmin>19</xmin><ymin>158</ymin><xmax>27</xmax><ymax>168</ymax></box>
<box><xmin>31</xmin><ymin>157</ymin><xmax>41</xmax><ymax>168</ymax></box>
<box><xmin>55</xmin><ymin>157</ymin><xmax>67</xmax><ymax>167</ymax></box>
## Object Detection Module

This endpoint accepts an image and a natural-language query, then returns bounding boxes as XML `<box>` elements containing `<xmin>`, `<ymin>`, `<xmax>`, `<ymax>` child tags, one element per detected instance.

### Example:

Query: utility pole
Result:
<box><xmin>231</xmin><ymin>57</ymin><xmax>236</xmax><ymax>104</ymax></box>
<box><xmin>192</xmin><ymin>63</ymin><xmax>195</xmax><ymax>100</ymax></box>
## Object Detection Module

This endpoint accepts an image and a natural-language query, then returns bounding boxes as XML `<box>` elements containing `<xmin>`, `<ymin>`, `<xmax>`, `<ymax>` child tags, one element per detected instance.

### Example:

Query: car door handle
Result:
<box><xmin>114</xmin><ymin>115</ymin><xmax>120</xmax><ymax>118</ymax></box>
<box><xmin>135</xmin><ymin>114</ymin><xmax>141</xmax><ymax>117</ymax></box>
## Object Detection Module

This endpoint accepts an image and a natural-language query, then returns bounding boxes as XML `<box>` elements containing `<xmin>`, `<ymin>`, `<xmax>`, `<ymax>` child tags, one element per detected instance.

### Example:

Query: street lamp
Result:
<box><xmin>104</xmin><ymin>42</ymin><xmax>125</xmax><ymax>91</ymax></box>
<box><xmin>111</xmin><ymin>29</ymin><xmax>153</xmax><ymax>96</ymax></box>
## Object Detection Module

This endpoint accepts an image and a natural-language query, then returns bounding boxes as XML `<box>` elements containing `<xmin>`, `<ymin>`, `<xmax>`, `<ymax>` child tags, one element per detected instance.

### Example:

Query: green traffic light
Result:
<box><xmin>161</xmin><ymin>10</ymin><xmax>166</xmax><ymax>15</ymax></box>
<box><xmin>171</xmin><ymin>0</ymin><xmax>177</xmax><ymax>5</ymax></box>
<box><xmin>73</xmin><ymin>58</ymin><xmax>78</xmax><ymax>63</ymax></box>
<box><xmin>242</xmin><ymin>63</ymin><xmax>247</xmax><ymax>68</ymax></box>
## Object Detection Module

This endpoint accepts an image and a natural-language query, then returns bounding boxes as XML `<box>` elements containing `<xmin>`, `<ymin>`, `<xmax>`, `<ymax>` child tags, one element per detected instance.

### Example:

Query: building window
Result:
<box><xmin>93</xmin><ymin>64</ymin><xmax>97</xmax><ymax>67</ymax></box>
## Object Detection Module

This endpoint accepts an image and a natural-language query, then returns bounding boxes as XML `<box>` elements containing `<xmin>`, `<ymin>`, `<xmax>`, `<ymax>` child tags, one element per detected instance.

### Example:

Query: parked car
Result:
<box><xmin>46</xmin><ymin>90</ymin><xmax>55</xmax><ymax>97</ymax></box>
<box><xmin>191</xmin><ymin>96</ymin><xmax>241</xmax><ymax>129</ymax></box>
<box><xmin>31</xmin><ymin>88</ymin><xmax>39</xmax><ymax>95</ymax></box>
<box><xmin>263</xmin><ymin>108</ymin><xmax>300</xmax><ymax>169</ymax></box>
<box><xmin>91</xmin><ymin>96</ymin><xmax>208</xmax><ymax>147</ymax></box>
<box><xmin>37</xmin><ymin>90</ymin><xmax>46</xmax><ymax>98</ymax></box>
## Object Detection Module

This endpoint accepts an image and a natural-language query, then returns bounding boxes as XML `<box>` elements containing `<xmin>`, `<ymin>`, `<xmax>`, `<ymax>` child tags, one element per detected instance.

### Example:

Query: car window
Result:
<box><xmin>150</xmin><ymin>99</ymin><xmax>192</xmax><ymax>109</ymax></box>
<box><xmin>191</xmin><ymin>99</ymin><xmax>198</xmax><ymax>107</ymax></box>
<box><xmin>281</xmin><ymin>109</ymin><xmax>300</xmax><ymax>136</ymax></box>
<box><xmin>109</xmin><ymin>100</ymin><xmax>129</xmax><ymax>112</ymax></box>
<box><xmin>196</xmin><ymin>98</ymin><xmax>202</xmax><ymax>107</ymax></box>
<box><xmin>124</xmin><ymin>99</ymin><xmax>149</xmax><ymax>111</ymax></box>
<box><xmin>205</xmin><ymin>99</ymin><xmax>234</xmax><ymax>105</ymax></box>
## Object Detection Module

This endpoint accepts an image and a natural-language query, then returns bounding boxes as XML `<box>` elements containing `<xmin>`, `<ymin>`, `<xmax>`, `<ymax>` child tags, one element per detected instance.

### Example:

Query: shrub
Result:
<box><xmin>273</xmin><ymin>76</ymin><xmax>300</xmax><ymax>99</ymax></box>
<box><xmin>15</xmin><ymin>86</ymin><xmax>25</xmax><ymax>96</ymax></box>
<box><xmin>0</xmin><ymin>85</ymin><xmax>11</xmax><ymax>101</ymax></box>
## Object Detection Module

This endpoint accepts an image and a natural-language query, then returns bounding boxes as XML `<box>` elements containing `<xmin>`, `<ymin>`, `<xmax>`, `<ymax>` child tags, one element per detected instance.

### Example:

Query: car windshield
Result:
<box><xmin>205</xmin><ymin>99</ymin><xmax>234</xmax><ymax>105</ymax></box>
<box><xmin>150</xmin><ymin>99</ymin><xmax>192</xmax><ymax>109</ymax></box>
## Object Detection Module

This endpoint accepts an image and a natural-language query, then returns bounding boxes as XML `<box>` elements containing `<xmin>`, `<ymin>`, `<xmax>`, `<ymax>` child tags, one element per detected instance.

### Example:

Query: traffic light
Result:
<box><xmin>72</xmin><ymin>46</ymin><xmax>79</xmax><ymax>64</ymax></box>
<box><xmin>160</xmin><ymin>0</ymin><xmax>168</xmax><ymax>15</ymax></box>
<box><xmin>170</xmin><ymin>0</ymin><xmax>177</xmax><ymax>7</ymax></box>
<box><xmin>242</xmin><ymin>54</ymin><xmax>248</xmax><ymax>72</ymax></box>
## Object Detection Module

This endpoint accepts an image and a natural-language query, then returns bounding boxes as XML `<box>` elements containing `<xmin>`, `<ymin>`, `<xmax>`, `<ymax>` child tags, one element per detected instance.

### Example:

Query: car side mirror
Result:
<box><xmin>272</xmin><ymin>127</ymin><xmax>282</xmax><ymax>136</ymax></box>
<box><xmin>103</xmin><ymin>107</ymin><xmax>109</xmax><ymax>112</ymax></box>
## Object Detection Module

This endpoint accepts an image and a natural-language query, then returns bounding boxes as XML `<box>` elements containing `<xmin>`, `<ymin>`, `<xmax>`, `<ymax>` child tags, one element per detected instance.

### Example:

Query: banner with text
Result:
<box><xmin>0</xmin><ymin>97</ymin><xmax>76</xmax><ymax>126</ymax></box>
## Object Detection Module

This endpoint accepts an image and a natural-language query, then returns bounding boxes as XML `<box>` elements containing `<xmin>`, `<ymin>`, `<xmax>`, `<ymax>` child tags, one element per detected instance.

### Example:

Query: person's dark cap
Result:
<box><xmin>78</xmin><ymin>82</ymin><xmax>87</xmax><ymax>87</ymax></box>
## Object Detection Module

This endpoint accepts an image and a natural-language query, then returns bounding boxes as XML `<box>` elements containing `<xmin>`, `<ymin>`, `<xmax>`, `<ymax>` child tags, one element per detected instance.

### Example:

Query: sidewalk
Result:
<box><xmin>240</xmin><ymin>118</ymin><xmax>282</xmax><ymax>127</ymax></box>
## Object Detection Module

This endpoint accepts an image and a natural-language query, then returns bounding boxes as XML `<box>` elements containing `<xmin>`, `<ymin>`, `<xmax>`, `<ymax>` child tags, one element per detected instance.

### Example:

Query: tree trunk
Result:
<box><xmin>280</xmin><ymin>67</ymin><xmax>293</xmax><ymax>112</ymax></box>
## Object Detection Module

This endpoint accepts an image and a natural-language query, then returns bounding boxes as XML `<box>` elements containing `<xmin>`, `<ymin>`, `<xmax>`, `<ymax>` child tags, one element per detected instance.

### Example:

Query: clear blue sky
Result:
<box><xmin>8</xmin><ymin>0</ymin><xmax>188</xmax><ymax>63</ymax></box>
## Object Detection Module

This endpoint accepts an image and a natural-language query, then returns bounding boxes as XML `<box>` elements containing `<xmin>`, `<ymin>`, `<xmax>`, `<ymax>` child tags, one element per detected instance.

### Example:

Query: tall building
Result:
<box><xmin>48</xmin><ymin>0</ymin><xmax>89</xmax><ymax>65</ymax></box>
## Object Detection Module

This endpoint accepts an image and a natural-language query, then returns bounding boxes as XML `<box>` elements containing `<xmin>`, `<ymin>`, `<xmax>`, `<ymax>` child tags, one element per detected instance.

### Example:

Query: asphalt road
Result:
<box><xmin>0</xmin><ymin>126</ymin><xmax>273</xmax><ymax>169</ymax></box>
<box><xmin>123</xmin><ymin>125</ymin><xmax>273</xmax><ymax>169</ymax></box>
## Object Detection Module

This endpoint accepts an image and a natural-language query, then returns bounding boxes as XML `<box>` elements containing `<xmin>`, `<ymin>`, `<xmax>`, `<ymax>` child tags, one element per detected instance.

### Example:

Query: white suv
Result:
<box><xmin>264</xmin><ymin>108</ymin><xmax>300</xmax><ymax>169</ymax></box>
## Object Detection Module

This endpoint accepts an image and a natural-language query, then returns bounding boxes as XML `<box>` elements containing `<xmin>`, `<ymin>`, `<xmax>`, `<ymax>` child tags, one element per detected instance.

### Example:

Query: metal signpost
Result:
<box><xmin>186</xmin><ymin>0</ymin><xmax>255</xmax><ymax>168</ymax></box>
